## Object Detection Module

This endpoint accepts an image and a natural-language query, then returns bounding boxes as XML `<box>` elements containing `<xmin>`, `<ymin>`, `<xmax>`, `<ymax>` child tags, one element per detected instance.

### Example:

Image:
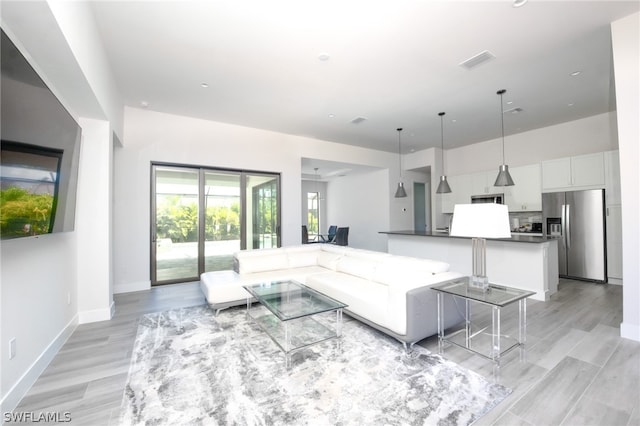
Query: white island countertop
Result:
<box><xmin>381</xmin><ymin>231</ymin><xmax>559</xmax><ymax>301</ymax></box>
<box><xmin>380</xmin><ymin>230</ymin><xmax>556</xmax><ymax>244</ymax></box>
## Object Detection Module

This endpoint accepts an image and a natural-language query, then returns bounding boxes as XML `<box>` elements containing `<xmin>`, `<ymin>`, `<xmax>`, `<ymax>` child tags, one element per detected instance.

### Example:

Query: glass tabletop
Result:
<box><xmin>243</xmin><ymin>280</ymin><xmax>347</xmax><ymax>321</ymax></box>
<box><xmin>431</xmin><ymin>278</ymin><xmax>536</xmax><ymax>307</ymax></box>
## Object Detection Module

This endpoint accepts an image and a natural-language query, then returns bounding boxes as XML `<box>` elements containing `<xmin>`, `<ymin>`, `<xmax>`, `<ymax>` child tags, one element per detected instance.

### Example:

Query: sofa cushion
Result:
<box><xmin>285</xmin><ymin>246</ymin><xmax>320</xmax><ymax>268</ymax></box>
<box><xmin>374</xmin><ymin>257</ymin><xmax>450</xmax><ymax>286</ymax></box>
<box><xmin>317</xmin><ymin>251</ymin><xmax>342</xmax><ymax>271</ymax></box>
<box><xmin>201</xmin><ymin>266</ymin><xmax>328</xmax><ymax>305</ymax></box>
<box><xmin>344</xmin><ymin>248</ymin><xmax>392</xmax><ymax>262</ymax></box>
<box><xmin>305</xmin><ymin>272</ymin><xmax>389</xmax><ymax>332</ymax></box>
<box><xmin>236</xmin><ymin>253</ymin><xmax>290</xmax><ymax>274</ymax></box>
<box><xmin>336</xmin><ymin>256</ymin><xmax>375</xmax><ymax>281</ymax></box>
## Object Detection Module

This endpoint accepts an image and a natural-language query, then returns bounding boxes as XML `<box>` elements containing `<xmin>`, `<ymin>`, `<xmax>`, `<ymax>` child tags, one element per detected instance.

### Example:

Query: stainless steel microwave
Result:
<box><xmin>471</xmin><ymin>193</ymin><xmax>504</xmax><ymax>204</ymax></box>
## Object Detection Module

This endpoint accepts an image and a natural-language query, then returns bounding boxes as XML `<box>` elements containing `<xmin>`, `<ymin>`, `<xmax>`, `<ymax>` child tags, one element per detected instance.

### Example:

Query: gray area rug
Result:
<box><xmin>119</xmin><ymin>305</ymin><xmax>510</xmax><ymax>425</ymax></box>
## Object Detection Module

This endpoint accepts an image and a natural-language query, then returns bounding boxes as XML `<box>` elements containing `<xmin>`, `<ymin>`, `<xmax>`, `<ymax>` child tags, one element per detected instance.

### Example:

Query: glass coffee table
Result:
<box><xmin>243</xmin><ymin>280</ymin><xmax>347</xmax><ymax>367</ymax></box>
<box><xmin>431</xmin><ymin>278</ymin><xmax>535</xmax><ymax>370</ymax></box>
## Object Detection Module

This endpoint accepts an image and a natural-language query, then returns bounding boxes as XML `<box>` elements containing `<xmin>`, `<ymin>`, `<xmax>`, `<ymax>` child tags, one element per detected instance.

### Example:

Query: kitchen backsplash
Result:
<box><xmin>509</xmin><ymin>211</ymin><xmax>542</xmax><ymax>233</ymax></box>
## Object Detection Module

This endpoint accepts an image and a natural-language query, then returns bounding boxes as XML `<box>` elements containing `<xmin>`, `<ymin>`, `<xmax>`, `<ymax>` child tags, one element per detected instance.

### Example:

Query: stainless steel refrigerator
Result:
<box><xmin>542</xmin><ymin>189</ymin><xmax>607</xmax><ymax>282</ymax></box>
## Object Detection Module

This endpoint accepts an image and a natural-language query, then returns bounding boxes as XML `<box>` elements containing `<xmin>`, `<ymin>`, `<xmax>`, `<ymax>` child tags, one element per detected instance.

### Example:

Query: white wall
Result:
<box><xmin>0</xmin><ymin>2</ymin><xmax>122</xmax><ymax>411</ymax></box>
<box><xmin>612</xmin><ymin>12</ymin><xmax>640</xmax><ymax>342</ymax></box>
<box><xmin>326</xmin><ymin>170</ymin><xmax>390</xmax><ymax>252</ymax></box>
<box><xmin>444</xmin><ymin>112</ymin><xmax>618</xmax><ymax>176</ymax></box>
<box><xmin>47</xmin><ymin>1</ymin><xmax>124</xmax><ymax>140</ymax></box>
<box><xmin>0</xmin><ymin>234</ymin><xmax>79</xmax><ymax>413</ymax></box>
<box><xmin>113</xmin><ymin>107</ymin><xmax>398</xmax><ymax>292</ymax></box>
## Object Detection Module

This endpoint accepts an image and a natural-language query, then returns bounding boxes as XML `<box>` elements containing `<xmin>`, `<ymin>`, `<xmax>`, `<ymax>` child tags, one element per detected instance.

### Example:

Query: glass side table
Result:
<box><xmin>431</xmin><ymin>278</ymin><xmax>535</xmax><ymax>370</ymax></box>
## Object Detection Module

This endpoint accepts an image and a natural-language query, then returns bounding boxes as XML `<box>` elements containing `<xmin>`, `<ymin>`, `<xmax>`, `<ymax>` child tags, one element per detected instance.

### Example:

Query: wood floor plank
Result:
<box><xmin>509</xmin><ymin>356</ymin><xmax>600</xmax><ymax>425</ymax></box>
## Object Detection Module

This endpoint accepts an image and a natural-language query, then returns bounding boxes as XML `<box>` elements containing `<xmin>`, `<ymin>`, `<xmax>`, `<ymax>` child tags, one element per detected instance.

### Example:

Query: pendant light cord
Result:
<box><xmin>498</xmin><ymin>89</ymin><xmax>506</xmax><ymax>164</ymax></box>
<box><xmin>439</xmin><ymin>112</ymin><xmax>445</xmax><ymax>172</ymax></box>
<box><xmin>397</xmin><ymin>128</ymin><xmax>403</xmax><ymax>178</ymax></box>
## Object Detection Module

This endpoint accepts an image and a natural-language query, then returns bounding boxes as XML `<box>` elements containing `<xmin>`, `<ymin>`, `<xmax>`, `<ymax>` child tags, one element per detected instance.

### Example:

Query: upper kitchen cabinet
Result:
<box><xmin>505</xmin><ymin>164</ymin><xmax>542</xmax><ymax>212</ymax></box>
<box><xmin>604</xmin><ymin>150</ymin><xmax>621</xmax><ymax>205</ymax></box>
<box><xmin>541</xmin><ymin>152</ymin><xmax>605</xmax><ymax>191</ymax></box>
<box><xmin>470</xmin><ymin>171</ymin><xmax>501</xmax><ymax>196</ymax></box>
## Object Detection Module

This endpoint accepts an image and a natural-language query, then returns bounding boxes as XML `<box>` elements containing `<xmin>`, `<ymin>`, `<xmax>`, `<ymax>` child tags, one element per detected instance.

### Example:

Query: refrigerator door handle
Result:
<box><xmin>566</xmin><ymin>203</ymin><xmax>571</xmax><ymax>249</ymax></box>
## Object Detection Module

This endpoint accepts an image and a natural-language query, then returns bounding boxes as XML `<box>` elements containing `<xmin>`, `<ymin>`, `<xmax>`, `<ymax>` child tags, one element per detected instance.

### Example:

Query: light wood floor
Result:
<box><xmin>14</xmin><ymin>279</ymin><xmax>639</xmax><ymax>425</ymax></box>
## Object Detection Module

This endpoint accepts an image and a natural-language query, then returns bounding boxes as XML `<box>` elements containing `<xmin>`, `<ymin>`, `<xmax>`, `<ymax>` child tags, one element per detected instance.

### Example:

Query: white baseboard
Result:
<box><xmin>114</xmin><ymin>280</ymin><xmax>150</xmax><ymax>294</ymax></box>
<box><xmin>78</xmin><ymin>304</ymin><xmax>114</xmax><ymax>324</ymax></box>
<box><xmin>607</xmin><ymin>277</ymin><xmax>623</xmax><ymax>285</ymax></box>
<box><xmin>0</xmin><ymin>314</ymin><xmax>78</xmax><ymax>415</ymax></box>
<box><xmin>620</xmin><ymin>322</ymin><xmax>640</xmax><ymax>342</ymax></box>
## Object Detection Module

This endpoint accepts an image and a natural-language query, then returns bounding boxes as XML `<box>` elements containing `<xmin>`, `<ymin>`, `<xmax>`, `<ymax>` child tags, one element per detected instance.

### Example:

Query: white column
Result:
<box><xmin>76</xmin><ymin>118</ymin><xmax>114</xmax><ymax>323</ymax></box>
<box><xmin>611</xmin><ymin>12</ymin><xmax>640</xmax><ymax>342</ymax></box>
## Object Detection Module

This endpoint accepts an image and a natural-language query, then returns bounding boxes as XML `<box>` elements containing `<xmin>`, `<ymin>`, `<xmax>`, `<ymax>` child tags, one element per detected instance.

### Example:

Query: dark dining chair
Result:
<box><xmin>333</xmin><ymin>227</ymin><xmax>349</xmax><ymax>246</ymax></box>
<box><xmin>322</xmin><ymin>225</ymin><xmax>337</xmax><ymax>243</ymax></box>
<box><xmin>302</xmin><ymin>225</ymin><xmax>310</xmax><ymax>244</ymax></box>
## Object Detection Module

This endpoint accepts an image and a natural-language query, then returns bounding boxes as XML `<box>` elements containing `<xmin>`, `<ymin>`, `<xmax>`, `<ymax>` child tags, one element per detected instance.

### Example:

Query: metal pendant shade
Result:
<box><xmin>394</xmin><ymin>182</ymin><xmax>407</xmax><ymax>198</ymax></box>
<box><xmin>495</xmin><ymin>164</ymin><xmax>515</xmax><ymax>186</ymax></box>
<box><xmin>394</xmin><ymin>128</ymin><xmax>407</xmax><ymax>198</ymax></box>
<box><xmin>436</xmin><ymin>175</ymin><xmax>452</xmax><ymax>194</ymax></box>
<box><xmin>436</xmin><ymin>111</ymin><xmax>452</xmax><ymax>194</ymax></box>
<box><xmin>494</xmin><ymin>89</ymin><xmax>515</xmax><ymax>187</ymax></box>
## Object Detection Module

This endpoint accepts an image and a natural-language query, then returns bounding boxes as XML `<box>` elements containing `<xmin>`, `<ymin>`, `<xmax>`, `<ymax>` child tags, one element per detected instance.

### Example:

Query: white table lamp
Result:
<box><xmin>450</xmin><ymin>204</ymin><xmax>511</xmax><ymax>291</ymax></box>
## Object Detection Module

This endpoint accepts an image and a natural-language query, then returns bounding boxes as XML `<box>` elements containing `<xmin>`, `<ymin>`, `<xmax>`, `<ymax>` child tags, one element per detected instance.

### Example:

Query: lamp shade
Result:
<box><xmin>436</xmin><ymin>176</ymin><xmax>452</xmax><ymax>194</ymax></box>
<box><xmin>450</xmin><ymin>204</ymin><xmax>511</xmax><ymax>239</ymax></box>
<box><xmin>394</xmin><ymin>182</ymin><xmax>407</xmax><ymax>198</ymax></box>
<box><xmin>494</xmin><ymin>164</ymin><xmax>515</xmax><ymax>187</ymax></box>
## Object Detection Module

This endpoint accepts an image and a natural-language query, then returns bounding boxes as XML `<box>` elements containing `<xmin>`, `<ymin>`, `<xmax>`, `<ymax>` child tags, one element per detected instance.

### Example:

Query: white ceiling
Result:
<box><xmin>90</xmin><ymin>0</ymin><xmax>638</xmax><ymax>158</ymax></box>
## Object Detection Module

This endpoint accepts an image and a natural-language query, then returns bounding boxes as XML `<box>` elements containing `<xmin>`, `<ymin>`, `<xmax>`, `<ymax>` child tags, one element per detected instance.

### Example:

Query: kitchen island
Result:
<box><xmin>380</xmin><ymin>230</ymin><xmax>559</xmax><ymax>301</ymax></box>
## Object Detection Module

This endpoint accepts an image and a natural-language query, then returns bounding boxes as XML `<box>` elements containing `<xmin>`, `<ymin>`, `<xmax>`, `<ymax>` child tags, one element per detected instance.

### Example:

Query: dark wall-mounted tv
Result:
<box><xmin>1</xmin><ymin>28</ymin><xmax>82</xmax><ymax>240</ymax></box>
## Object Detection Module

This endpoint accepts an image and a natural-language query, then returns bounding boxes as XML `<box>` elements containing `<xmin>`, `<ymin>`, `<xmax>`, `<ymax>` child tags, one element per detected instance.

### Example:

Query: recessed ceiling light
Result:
<box><xmin>513</xmin><ymin>0</ymin><xmax>528</xmax><ymax>8</ymax></box>
<box><xmin>318</xmin><ymin>53</ymin><xmax>330</xmax><ymax>61</ymax></box>
<box><xmin>568</xmin><ymin>103</ymin><xmax>575</xmax><ymax>107</ymax></box>
<box><xmin>140</xmin><ymin>101</ymin><xmax>149</xmax><ymax>108</ymax></box>
<box><xmin>507</xmin><ymin>101</ymin><xmax>513</xmax><ymax>105</ymax></box>
<box><xmin>328</xmin><ymin>113</ymin><xmax>335</xmax><ymax>118</ymax></box>
<box><xmin>201</xmin><ymin>83</ymin><xmax>209</xmax><ymax>88</ymax></box>
<box><xmin>570</xmin><ymin>71</ymin><xmax>581</xmax><ymax>77</ymax></box>
<box><xmin>451</xmin><ymin>119</ymin><xmax>457</xmax><ymax>123</ymax></box>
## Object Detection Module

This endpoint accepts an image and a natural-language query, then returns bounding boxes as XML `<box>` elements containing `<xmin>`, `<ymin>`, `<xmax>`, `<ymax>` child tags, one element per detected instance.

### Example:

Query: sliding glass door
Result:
<box><xmin>152</xmin><ymin>166</ymin><xmax>200</xmax><ymax>283</ymax></box>
<box><xmin>151</xmin><ymin>164</ymin><xmax>280</xmax><ymax>285</ymax></box>
<box><xmin>247</xmin><ymin>174</ymin><xmax>279</xmax><ymax>249</ymax></box>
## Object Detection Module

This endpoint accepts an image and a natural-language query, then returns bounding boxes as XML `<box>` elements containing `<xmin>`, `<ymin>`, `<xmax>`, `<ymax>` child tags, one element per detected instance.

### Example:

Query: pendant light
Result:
<box><xmin>436</xmin><ymin>112</ymin><xmax>452</xmax><ymax>194</ymax></box>
<box><xmin>394</xmin><ymin>128</ymin><xmax>407</xmax><ymax>198</ymax></box>
<box><xmin>494</xmin><ymin>89</ymin><xmax>515</xmax><ymax>186</ymax></box>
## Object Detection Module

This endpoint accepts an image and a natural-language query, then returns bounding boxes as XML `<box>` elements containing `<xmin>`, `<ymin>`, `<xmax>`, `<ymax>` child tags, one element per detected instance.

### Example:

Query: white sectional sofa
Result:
<box><xmin>200</xmin><ymin>244</ymin><xmax>465</xmax><ymax>347</ymax></box>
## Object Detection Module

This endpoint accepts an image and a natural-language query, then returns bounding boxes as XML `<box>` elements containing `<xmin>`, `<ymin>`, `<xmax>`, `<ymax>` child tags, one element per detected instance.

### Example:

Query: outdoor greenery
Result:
<box><xmin>0</xmin><ymin>187</ymin><xmax>54</xmax><ymax>238</ymax></box>
<box><xmin>155</xmin><ymin>195</ymin><xmax>240</xmax><ymax>243</ymax></box>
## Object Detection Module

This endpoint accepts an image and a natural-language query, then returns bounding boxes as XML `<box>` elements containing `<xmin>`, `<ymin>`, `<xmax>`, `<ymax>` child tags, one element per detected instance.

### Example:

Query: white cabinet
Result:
<box><xmin>572</xmin><ymin>152</ymin><xmax>605</xmax><ymax>187</ymax></box>
<box><xmin>604</xmin><ymin>150</ymin><xmax>622</xmax><ymax>283</ymax></box>
<box><xmin>542</xmin><ymin>152</ymin><xmax>605</xmax><ymax>191</ymax></box>
<box><xmin>604</xmin><ymin>150</ymin><xmax>621</xmax><ymax>205</ymax></box>
<box><xmin>542</xmin><ymin>157</ymin><xmax>571</xmax><ymax>189</ymax></box>
<box><xmin>470</xmin><ymin>170</ymin><xmax>502</xmax><ymax>196</ymax></box>
<box><xmin>505</xmin><ymin>164</ymin><xmax>542</xmax><ymax>212</ymax></box>
<box><xmin>606</xmin><ymin>205</ymin><xmax>623</xmax><ymax>281</ymax></box>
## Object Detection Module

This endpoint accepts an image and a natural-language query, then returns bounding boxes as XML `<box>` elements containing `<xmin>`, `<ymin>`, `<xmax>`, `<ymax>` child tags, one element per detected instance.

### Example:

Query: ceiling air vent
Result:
<box><xmin>350</xmin><ymin>116</ymin><xmax>367</xmax><ymax>124</ymax></box>
<box><xmin>504</xmin><ymin>107</ymin><xmax>524</xmax><ymax>114</ymax></box>
<box><xmin>459</xmin><ymin>50</ymin><xmax>496</xmax><ymax>70</ymax></box>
